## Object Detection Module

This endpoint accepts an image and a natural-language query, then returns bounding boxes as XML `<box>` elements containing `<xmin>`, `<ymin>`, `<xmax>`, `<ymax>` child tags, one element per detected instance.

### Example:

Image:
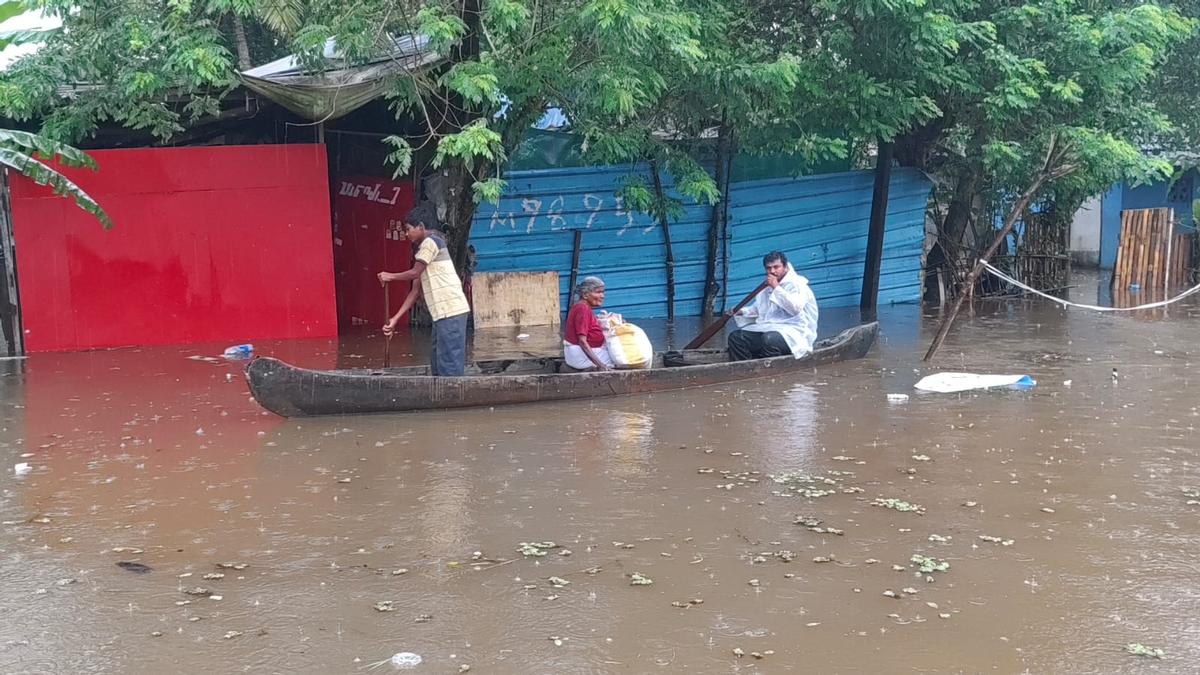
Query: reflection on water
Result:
<box><xmin>602</xmin><ymin>410</ymin><xmax>656</xmax><ymax>479</ymax></box>
<box><xmin>2</xmin><ymin>272</ymin><xmax>1200</xmax><ymax>672</ymax></box>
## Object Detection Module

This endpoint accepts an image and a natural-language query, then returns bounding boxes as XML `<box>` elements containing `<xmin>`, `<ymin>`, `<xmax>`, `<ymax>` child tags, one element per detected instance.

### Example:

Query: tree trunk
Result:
<box><xmin>703</xmin><ymin>114</ymin><xmax>731</xmax><ymax>319</ymax></box>
<box><xmin>860</xmin><ymin>138</ymin><xmax>893</xmax><ymax>315</ymax></box>
<box><xmin>431</xmin><ymin>0</ymin><xmax>484</xmax><ymax>270</ymax></box>
<box><xmin>650</xmin><ymin>159</ymin><xmax>676</xmax><ymax>323</ymax></box>
<box><xmin>924</xmin><ymin>142</ymin><xmax>1076</xmax><ymax>362</ymax></box>
<box><xmin>231</xmin><ymin>14</ymin><xmax>252</xmax><ymax>70</ymax></box>
<box><xmin>942</xmin><ymin>163</ymin><xmax>981</xmax><ymax>250</ymax></box>
<box><xmin>719</xmin><ymin>129</ymin><xmax>737</xmax><ymax>313</ymax></box>
<box><xmin>429</xmin><ymin>161</ymin><xmax>485</xmax><ymax>273</ymax></box>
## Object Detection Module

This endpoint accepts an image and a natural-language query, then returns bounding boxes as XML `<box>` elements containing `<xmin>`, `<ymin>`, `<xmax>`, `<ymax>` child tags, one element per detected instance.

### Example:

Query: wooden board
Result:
<box><xmin>1113</xmin><ymin>208</ymin><xmax>1178</xmax><ymax>291</ymax></box>
<box><xmin>470</xmin><ymin>271</ymin><xmax>562</xmax><ymax>329</ymax></box>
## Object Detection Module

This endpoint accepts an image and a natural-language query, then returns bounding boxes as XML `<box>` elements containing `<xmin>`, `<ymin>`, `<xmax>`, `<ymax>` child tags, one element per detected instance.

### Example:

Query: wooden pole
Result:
<box><xmin>650</xmin><ymin>159</ymin><xmax>676</xmax><ymax>323</ymax></box>
<box><xmin>0</xmin><ymin>172</ymin><xmax>22</xmax><ymax>356</ymax></box>
<box><xmin>382</xmin><ymin>282</ymin><xmax>392</xmax><ymax>368</ymax></box>
<box><xmin>860</xmin><ymin>138</ymin><xmax>893</xmax><ymax>315</ymax></box>
<box><xmin>703</xmin><ymin>113</ymin><xmax>731</xmax><ymax>320</ymax></box>
<box><xmin>924</xmin><ymin>139</ymin><xmax>1075</xmax><ymax>362</ymax></box>
<box><xmin>683</xmin><ymin>280</ymin><xmax>768</xmax><ymax>350</ymax></box>
<box><xmin>720</xmin><ymin>130</ymin><xmax>737</xmax><ymax>313</ymax></box>
<box><xmin>567</xmin><ymin>229</ymin><xmax>583</xmax><ymax>306</ymax></box>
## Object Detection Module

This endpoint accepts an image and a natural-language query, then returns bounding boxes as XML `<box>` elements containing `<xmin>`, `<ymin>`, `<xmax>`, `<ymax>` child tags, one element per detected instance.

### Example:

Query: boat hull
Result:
<box><xmin>245</xmin><ymin>322</ymin><xmax>878</xmax><ymax>417</ymax></box>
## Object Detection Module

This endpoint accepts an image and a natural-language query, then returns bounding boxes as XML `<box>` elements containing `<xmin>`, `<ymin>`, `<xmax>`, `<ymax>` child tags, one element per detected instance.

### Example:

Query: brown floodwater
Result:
<box><xmin>2</xmin><ymin>274</ymin><xmax>1199</xmax><ymax>674</ymax></box>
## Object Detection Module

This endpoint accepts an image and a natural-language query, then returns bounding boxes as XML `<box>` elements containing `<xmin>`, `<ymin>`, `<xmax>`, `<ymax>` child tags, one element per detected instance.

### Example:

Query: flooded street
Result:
<box><xmin>2</xmin><ymin>277</ymin><xmax>1199</xmax><ymax>673</ymax></box>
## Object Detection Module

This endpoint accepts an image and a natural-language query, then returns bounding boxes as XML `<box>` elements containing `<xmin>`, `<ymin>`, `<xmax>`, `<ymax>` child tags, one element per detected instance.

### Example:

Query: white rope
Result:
<box><xmin>981</xmin><ymin>261</ymin><xmax>1200</xmax><ymax>312</ymax></box>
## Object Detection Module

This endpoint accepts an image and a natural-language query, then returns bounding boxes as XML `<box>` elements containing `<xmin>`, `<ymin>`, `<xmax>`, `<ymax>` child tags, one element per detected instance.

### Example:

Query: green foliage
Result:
<box><xmin>0</xmin><ymin>1</ymin><xmax>238</xmax><ymax>143</ymax></box>
<box><xmin>471</xmin><ymin>176</ymin><xmax>507</xmax><ymax>205</ymax></box>
<box><xmin>0</xmin><ymin>129</ymin><xmax>111</xmax><ymax>228</ymax></box>
<box><xmin>432</xmin><ymin>119</ymin><xmax>505</xmax><ymax>171</ymax></box>
<box><xmin>3</xmin><ymin>0</ymin><xmax>1198</xmax><ymax>246</ymax></box>
<box><xmin>383</xmin><ymin>134</ymin><xmax>413</xmax><ymax>179</ymax></box>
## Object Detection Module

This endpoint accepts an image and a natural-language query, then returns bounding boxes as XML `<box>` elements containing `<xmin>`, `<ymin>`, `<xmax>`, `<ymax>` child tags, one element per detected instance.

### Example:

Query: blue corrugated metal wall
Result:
<box><xmin>470</xmin><ymin>165</ymin><xmax>931</xmax><ymax>318</ymax></box>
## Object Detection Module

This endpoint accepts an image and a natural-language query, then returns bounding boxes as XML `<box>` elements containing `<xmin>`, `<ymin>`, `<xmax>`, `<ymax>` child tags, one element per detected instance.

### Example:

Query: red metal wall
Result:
<box><xmin>9</xmin><ymin>144</ymin><xmax>338</xmax><ymax>352</ymax></box>
<box><xmin>331</xmin><ymin>174</ymin><xmax>414</xmax><ymax>330</ymax></box>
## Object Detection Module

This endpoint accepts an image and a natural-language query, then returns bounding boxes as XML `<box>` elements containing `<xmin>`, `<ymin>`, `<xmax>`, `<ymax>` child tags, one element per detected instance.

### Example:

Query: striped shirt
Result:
<box><xmin>415</xmin><ymin>234</ymin><xmax>470</xmax><ymax>321</ymax></box>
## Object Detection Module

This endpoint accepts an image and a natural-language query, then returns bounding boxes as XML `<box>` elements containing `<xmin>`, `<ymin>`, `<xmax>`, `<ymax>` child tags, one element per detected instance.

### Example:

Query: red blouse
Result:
<box><xmin>565</xmin><ymin>301</ymin><xmax>605</xmax><ymax>347</ymax></box>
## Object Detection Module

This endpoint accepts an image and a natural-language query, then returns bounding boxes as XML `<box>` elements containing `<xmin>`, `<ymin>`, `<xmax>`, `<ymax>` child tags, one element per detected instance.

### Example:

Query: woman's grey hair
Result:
<box><xmin>575</xmin><ymin>276</ymin><xmax>605</xmax><ymax>299</ymax></box>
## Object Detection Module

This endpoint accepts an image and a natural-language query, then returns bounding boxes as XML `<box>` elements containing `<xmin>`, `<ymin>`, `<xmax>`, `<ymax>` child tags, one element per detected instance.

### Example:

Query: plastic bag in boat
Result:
<box><xmin>598</xmin><ymin>312</ymin><xmax>653</xmax><ymax>370</ymax></box>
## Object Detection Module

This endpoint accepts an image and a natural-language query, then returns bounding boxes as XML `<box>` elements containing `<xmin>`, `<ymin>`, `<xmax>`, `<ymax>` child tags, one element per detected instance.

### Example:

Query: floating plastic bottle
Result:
<box><xmin>222</xmin><ymin>344</ymin><xmax>254</xmax><ymax>359</ymax></box>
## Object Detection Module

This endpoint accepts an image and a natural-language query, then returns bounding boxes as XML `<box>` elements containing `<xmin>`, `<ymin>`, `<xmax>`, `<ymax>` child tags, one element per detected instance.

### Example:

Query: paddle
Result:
<box><xmin>382</xmin><ymin>280</ymin><xmax>392</xmax><ymax>368</ymax></box>
<box><xmin>681</xmin><ymin>280</ymin><xmax>769</xmax><ymax>350</ymax></box>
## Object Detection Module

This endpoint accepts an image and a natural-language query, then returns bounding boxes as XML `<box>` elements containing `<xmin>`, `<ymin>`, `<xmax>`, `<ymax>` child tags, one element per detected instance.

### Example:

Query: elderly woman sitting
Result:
<box><xmin>563</xmin><ymin>276</ymin><xmax>613</xmax><ymax>371</ymax></box>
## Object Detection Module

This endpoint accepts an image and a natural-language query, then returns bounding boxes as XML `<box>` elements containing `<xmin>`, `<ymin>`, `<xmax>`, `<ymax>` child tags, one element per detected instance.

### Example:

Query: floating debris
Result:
<box><xmin>391</xmin><ymin>568</ymin><xmax>409</xmax><ymax>576</ymax></box>
<box><xmin>1125</xmin><ymin>643</ymin><xmax>1164</xmax><ymax>659</ymax></box>
<box><xmin>748</xmin><ymin>579</ymin><xmax>760</xmax><ymax>587</ymax></box>
<box><xmin>222</xmin><ymin>630</ymin><xmax>243</xmax><ymax>640</ymax></box>
<box><xmin>928</xmin><ymin>534</ymin><xmax>951</xmax><ymax>543</ymax></box>
<box><xmin>517</xmin><ymin>542</ymin><xmax>559</xmax><ymax>557</ymax></box>
<box><xmin>872</xmin><ymin>498</ymin><xmax>925</xmax><ymax>513</ymax></box>
<box><xmin>911</xmin><ymin>455</ymin><xmax>932</xmax><ymax>462</ymax></box>
<box><xmin>732</xmin><ymin>647</ymin><xmax>745</xmax><ymax>657</ymax></box>
<box><xmin>979</xmin><ymin>535</ymin><xmax>1015</xmax><ymax>546</ymax></box>
<box><xmin>183</xmin><ymin>587</ymin><xmax>212</xmax><ymax>596</ymax></box>
<box><xmin>389</xmin><ymin>652</ymin><xmax>422</xmax><ymax>668</ymax></box>
<box><xmin>112</xmin><ymin>547</ymin><xmax>144</xmax><ymax>554</ymax></box>
<box><xmin>770</xmin><ymin>472</ymin><xmax>852</xmax><ymax>499</ymax></box>
<box><xmin>202</xmin><ymin>573</ymin><xmax>225</xmax><ymax>580</ymax></box>
<box><xmin>373</xmin><ymin>601</ymin><xmax>396</xmax><ymax>612</ymax></box>
<box><xmin>910</xmin><ymin>555</ymin><xmax>950</xmax><ymax>574</ymax></box>
<box><xmin>962</xmin><ymin>501</ymin><xmax>979</xmax><ymax>508</ymax></box>
<box><xmin>882</xmin><ymin>590</ymin><xmax>898</xmax><ymax>598</ymax></box>
<box><xmin>584</xmin><ymin>566</ymin><xmax>602</xmax><ymax>575</ymax></box>
<box><xmin>1040</xmin><ymin>507</ymin><xmax>1056</xmax><ymax>514</ymax></box>
<box><xmin>1181</xmin><ymin>488</ymin><xmax>1199</xmax><ymax>506</ymax></box>
<box><xmin>548</xmin><ymin>576</ymin><xmax>570</xmax><ymax>588</ymax></box>
<box><xmin>414</xmin><ymin>614</ymin><xmax>432</xmax><ymax>623</ymax></box>
<box><xmin>629</xmin><ymin>572</ymin><xmax>653</xmax><ymax>586</ymax></box>
<box><xmin>794</xmin><ymin>515</ymin><xmax>844</xmax><ymax>536</ymax></box>
<box><xmin>150</xmin><ymin>631</ymin><xmax>163</xmax><ymax>638</ymax></box>
<box><xmin>216</xmin><ymin>562</ymin><xmax>248</xmax><ymax>570</ymax></box>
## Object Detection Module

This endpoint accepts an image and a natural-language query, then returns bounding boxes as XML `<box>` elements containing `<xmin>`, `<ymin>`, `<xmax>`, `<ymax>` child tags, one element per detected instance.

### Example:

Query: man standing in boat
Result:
<box><xmin>378</xmin><ymin>202</ymin><xmax>471</xmax><ymax>376</ymax></box>
<box><xmin>727</xmin><ymin>251</ymin><xmax>819</xmax><ymax>361</ymax></box>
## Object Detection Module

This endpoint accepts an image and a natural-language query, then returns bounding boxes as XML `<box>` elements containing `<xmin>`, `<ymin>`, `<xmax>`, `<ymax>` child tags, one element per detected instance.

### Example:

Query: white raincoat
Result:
<box><xmin>733</xmin><ymin>264</ymin><xmax>819</xmax><ymax>358</ymax></box>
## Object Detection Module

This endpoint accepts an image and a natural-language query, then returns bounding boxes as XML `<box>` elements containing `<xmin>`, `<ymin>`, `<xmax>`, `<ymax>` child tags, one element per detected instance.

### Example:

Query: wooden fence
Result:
<box><xmin>1112</xmin><ymin>208</ymin><xmax>1194</xmax><ymax>291</ymax></box>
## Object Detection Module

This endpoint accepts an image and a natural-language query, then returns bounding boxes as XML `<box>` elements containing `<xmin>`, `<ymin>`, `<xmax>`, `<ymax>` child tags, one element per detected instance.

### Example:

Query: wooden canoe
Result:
<box><xmin>245</xmin><ymin>321</ymin><xmax>878</xmax><ymax>417</ymax></box>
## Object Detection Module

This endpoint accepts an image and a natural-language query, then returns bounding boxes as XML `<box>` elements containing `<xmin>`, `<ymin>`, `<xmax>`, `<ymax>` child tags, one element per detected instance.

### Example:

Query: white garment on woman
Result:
<box><xmin>733</xmin><ymin>263</ymin><xmax>819</xmax><ymax>358</ymax></box>
<box><xmin>563</xmin><ymin>341</ymin><xmax>615</xmax><ymax>370</ymax></box>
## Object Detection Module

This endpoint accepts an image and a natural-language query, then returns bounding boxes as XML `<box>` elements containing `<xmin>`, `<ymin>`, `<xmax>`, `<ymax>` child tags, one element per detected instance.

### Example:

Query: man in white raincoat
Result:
<box><xmin>727</xmin><ymin>251</ymin><xmax>819</xmax><ymax>360</ymax></box>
